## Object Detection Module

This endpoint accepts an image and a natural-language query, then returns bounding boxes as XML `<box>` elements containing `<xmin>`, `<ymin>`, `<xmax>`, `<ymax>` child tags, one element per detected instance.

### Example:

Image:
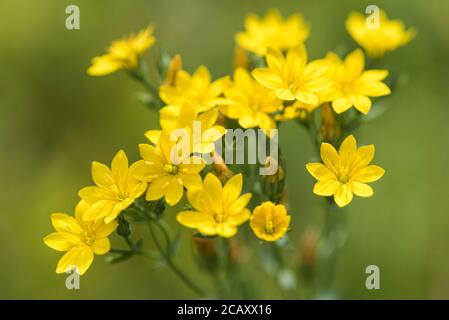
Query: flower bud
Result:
<box><xmin>233</xmin><ymin>47</ymin><xmax>249</xmax><ymax>70</ymax></box>
<box><xmin>320</xmin><ymin>103</ymin><xmax>341</xmax><ymax>143</ymax></box>
<box><xmin>298</xmin><ymin>228</ymin><xmax>320</xmax><ymax>275</ymax></box>
<box><xmin>163</xmin><ymin>54</ymin><xmax>182</xmax><ymax>86</ymax></box>
<box><xmin>193</xmin><ymin>236</ymin><xmax>218</xmax><ymax>269</ymax></box>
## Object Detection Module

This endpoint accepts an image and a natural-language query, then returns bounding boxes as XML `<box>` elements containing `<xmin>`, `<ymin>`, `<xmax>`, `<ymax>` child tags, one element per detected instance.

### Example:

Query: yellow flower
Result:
<box><xmin>252</xmin><ymin>45</ymin><xmax>333</xmax><ymax>105</ymax></box>
<box><xmin>146</xmin><ymin>102</ymin><xmax>226</xmax><ymax>154</ymax></box>
<box><xmin>306</xmin><ymin>135</ymin><xmax>385</xmax><ymax>207</ymax></box>
<box><xmin>275</xmin><ymin>101</ymin><xmax>319</xmax><ymax>122</ymax></box>
<box><xmin>177</xmin><ymin>173</ymin><xmax>252</xmax><ymax>238</ymax></box>
<box><xmin>79</xmin><ymin>150</ymin><xmax>147</xmax><ymax>223</ymax></box>
<box><xmin>346</xmin><ymin>11</ymin><xmax>415</xmax><ymax>58</ymax></box>
<box><xmin>323</xmin><ymin>49</ymin><xmax>391</xmax><ymax>114</ymax></box>
<box><xmin>250</xmin><ymin>201</ymin><xmax>291</xmax><ymax>242</ymax></box>
<box><xmin>87</xmin><ymin>26</ymin><xmax>155</xmax><ymax>76</ymax></box>
<box><xmin>43</xmin><ymin>201</ymin><xmax>118</xmax><ymax>275</ymax></box>
<box><xmin>133</xmin><ymin>131</ymin><xmax>205</xmax><ymax>206</ymax></box>
<box><xmin>159</xmin><ymin>65</ymin><xmax>226</xmax><ymax>113</ymax></box>
<box><xmin>221</xmin><ymin>68</ymin><xmax>283</xmax><ymax>136</ymax></box>
<box><xmin>236</xmin><ymin>9</ymin><xmax>309</xmax><ymax>56</ymax></box>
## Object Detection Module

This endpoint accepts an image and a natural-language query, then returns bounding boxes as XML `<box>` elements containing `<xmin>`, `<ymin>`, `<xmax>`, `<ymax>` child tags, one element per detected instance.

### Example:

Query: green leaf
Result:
<box><xmin>123</xmin><ymin>207</ymin><xmax>148</xmax><ymax>224</ymax></box>
<box><xmin>105</xmin><ymin>250</ymin><xmax>134</xmax><ymax>264</ymax></box>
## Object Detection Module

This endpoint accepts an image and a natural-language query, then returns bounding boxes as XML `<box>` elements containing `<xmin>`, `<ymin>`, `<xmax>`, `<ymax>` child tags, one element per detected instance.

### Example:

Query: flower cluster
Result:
<box><xmin>44</xmin><ymin>7</ymin><xmax>413</xmax><ymax>289</ymax></box>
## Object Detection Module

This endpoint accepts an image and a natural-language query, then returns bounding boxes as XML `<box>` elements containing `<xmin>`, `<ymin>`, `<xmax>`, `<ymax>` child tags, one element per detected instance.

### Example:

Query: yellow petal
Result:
<box><xmin>351</xmin><ymin>181</ymin><xmax>374</xmax><ymax>197</ymax></box>
<box><xmin>56</xmin><ymin>247</ymin><xmax>94</xmax><ymax>275</ymax></box>
<box><xmin>252</xmin><ymin>69</ymin><xmax>283</xmax><ymax>89</ymax></box>
<box><xmin>51</xmin><ymin>213</ymin><xmax>82</xmax><ymax>234</ymax></box>
<box><xmin>266</xmin><ymin>47</ymin><xmax>284</xmax><ymax>73</ymax></box>
<box><xmin>274</xmin><ymin>88</ymin><xmax>296</xmax><ymax>100</ymax></box>
<box><xmin>111</xmin><ymin>150</ymin><xmax>129</xmax><ymax>190</ymax></box>
<box><xmin>295</xmin><ymin>91</ymin><xmax>319</xmax><ymax>105</ymax></box>
<box><xmin>144</xmin><ymin>130</ymin><xmax>161</xmax><ymax>145</ymax></box>
<box><xmin>227</xmin><ymin>193</ymin><xmax>252</xmax><ymax>215</ymax></box>
<box><xmin>91</xmin><ymin>161</ymin><xmax>115</xmax><ymax>188</ymax></box>
<box><xmin>177</xmin><ymin>172</ymin><xmax>202</xmax><ymax>190</ymax></box>
<box><xmin>176</xmin><ymin>211</ymin><xmax>213</xmax><ymax>228</ymax></box>
<box><xmin>146</xmin><ymin>175</ymin><xmax>171</xmax><ymax>201</ymax></box>
<box><xmin>223</xmin><ymin>173</ymin><xmax>243</xmax><ymax>204</ymax></box>
<box><xmin>164</xmin><ymin>176</ymin><xmax>184</xmax><ymax>206</ymax></box>
<box><xmin>320</xmin><ymin>143</ymin><xmax>339</xmax><ymax>173</ymax></box>
<box><xmin>351</xmin><ymin>95</ymin><xmax>372</xmax><ymax>114</ymax></box>
<box><xmin>339</xmin><ymin>135</ymin><xmax>357</xmax><ymax>167</ymax></box>
<box><xmin>353</xmin><ymin>165</ymin><xmax>385</xmax><ymax>183</ymax></box>
<box><xmin>227</xmin><ymin>208</ymin><xmax>251</xmax><ymax>226</ymax></box>
<box><xmin>357</xmin><ymin>81</ymin><xmax>391</xmax><ymax>97</ymax></box>
<box><xmin>334</xmin><ymin>184</ymin><xmax>353</xmax><ymax>207</ymax></box>
<box><xmin>92</xmin><ymin>238</ymin><xmax>111</xmax><ymax>255</ymax></box>
<box><xmin>43</xmin><ymin>233</ymin><xmax>80</xmax><ymax>252</ymax></box>
<box><xmin>313</xmin><ymin>180</ymin><xmax>340</xmax><ymax>196</ymax></box>
<box><xmin>95</xmin><ymin>220</ymin><xmax>118</xmax><ymax>238</ymax></box>
<box><xmin>332</xmin><ymin>97</ymin><xmax>352</xmax><ymax>113</ymax></box>
<box><xmin>87</xmin><ymin>55</ymin><xmax>122</xmax><ymax>76</ymax></box>
<box><xmin>216</xmin><ymin>224</ymin><xmax>238</xmax><ymax>238</ymax></box>
<box><xmin>344</xmin><ymin>49</ymin><xmax>364</xmax><ymax>76</ymax></box>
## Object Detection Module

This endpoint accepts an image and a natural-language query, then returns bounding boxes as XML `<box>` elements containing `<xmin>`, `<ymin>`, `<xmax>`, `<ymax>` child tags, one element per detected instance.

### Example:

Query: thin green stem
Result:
<box><xmin>147</xmin><ymin>220</ymin><xmax>205</xmax><ymax>297</ymax></box>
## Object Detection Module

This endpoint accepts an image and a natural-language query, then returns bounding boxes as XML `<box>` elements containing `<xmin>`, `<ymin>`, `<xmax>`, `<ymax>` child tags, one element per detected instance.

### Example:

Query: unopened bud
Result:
<box><xmin>320</xmin><ymin>103</ymin><xmax>341</xmax><ymax>143</ymax></box>
<box><xmin>233</xmin><ymin>47</ymin><xmax>249</xmax><ymax>70</ymax></box>
<box><xmin>299</xmin><ymin>228</ymin><xmax>320</xmax><ymax>275</ymax></box>
<box><xmin>163</xmin><ymin>54</ymin><xmax>182</xmax><ymax>86</ymax></box>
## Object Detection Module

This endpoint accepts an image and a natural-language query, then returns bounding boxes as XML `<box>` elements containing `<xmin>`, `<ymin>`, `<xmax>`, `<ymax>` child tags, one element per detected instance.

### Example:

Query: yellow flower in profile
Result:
<box><xmin>252</xmin><ymin>45</ymin><xmax>333</xmax><ymax>105</ymax></box>
<box><xmin>43</xmin><ymin>201</ymin><xmax>118</xmax><ymax>275</ymax></box>
<box><xmin>146</xmin><ymin>102</ymin><xmax>226</xmax><ymax>154</ymax></box>
<box><xmin>87</xmin><ymin>26</ymin><xmax>155</xmax><ymax>76</ymax></box>
<box><xmin>250</xmin><ymin>201</ymin><xmax>291</xmax><ymax>242</ymax></box>
<box><xmin>306</xmin><ymin>135</ymin><xmax>385</xmax><ymax>207</ymax></box>
<box><xmin>177</xmin><ymin>173</ymin><xmax>252</xmax><ymax>238</ymax></box>
<box><xmin>323</xmin><ymin>49</ymin><xmax>391</xmax><ymax>114</ymax></box>
<box><xmin>159</xmin><ymin>65</ymin><xmax>225</xmax><ymax>113</ymax></box>
<box><xmin>79</xmin><ymin>150</ymin><xmax>147</xmax><ymax>223</ymax></box>
<box><xmin>133</xmin><ymin>131</ymin><xmax>205</xmax><ymax>206</ymax></box>
<box><xmin>236</xmin><ymin>9</ymin><xmax>309</xmax><ymax>56</ymax></box>
<box><xmin>221</xmin><ymin>68</ymin><xmax>283</xmax><ymax>136</ymax></box>
<box><xmin>346</xmin><ymin>11</ymin><xmax>415</xmax><ymax>58</ymax></box>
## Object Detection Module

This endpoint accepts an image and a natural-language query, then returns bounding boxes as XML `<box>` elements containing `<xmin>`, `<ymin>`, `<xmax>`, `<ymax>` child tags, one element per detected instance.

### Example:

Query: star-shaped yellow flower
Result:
<box><xmin>221</xmin><ymin>68</ymin><xmax>283</xmax><ymax>136</ymax></box>
<box><xmin>133</xmin><ymin>131</ymin><xmax>206</xmax><ymax>206</ymax></box>
<box><xmin>236</xmin><ymin>9</ymin><xmax>309</xmax><ymax>56</ymax></box>
<box><xmin>252</xmin><ymin>45</ymin><xmax>333</xmax><ymax>105</ymax></box>
<box><xmin>43</xmin><ymin>201</ymin><xmax>118</xmax><ymax>275</ymax></box>
<box><xmin>306</xmin><ymin>135</ymin><xmax>385</xmax><ymax>207</ymax></box>
<box><xmin>87</xmin><ymin>26</ymin><xmax>155</xmax><ymax>76</ymax></box>
<box><xmin>78</xmin><ymin>150</ymin><xmax>147</xmax><ymax>223</ymax></box>
<box><xmin>250</xmin><ymin>201</ymin><xmax>291</xmax><ymax>242</ymax></box>
<box><xmin>146</xmin><ymin>102</ymin><xmax>226</xmax><ymax>154</ymax></box>
<box><xmin>177</xmin><ymin>173</ymin><xmax>252</xmax><ymax>238</ymax></box>
<box><xmin>346</xmin><ymin>10</ymin><xmax>415</xmax><ymax>58</ymax></box>
<box><xmin>323</xmin><ymin>49</ymin><xmax>391</xmax><ymax>114</ymax></box>
<box><xmin>159</xmin><ymin>65</ymin><xmax>226</xmax><ymax>113</ymax></box>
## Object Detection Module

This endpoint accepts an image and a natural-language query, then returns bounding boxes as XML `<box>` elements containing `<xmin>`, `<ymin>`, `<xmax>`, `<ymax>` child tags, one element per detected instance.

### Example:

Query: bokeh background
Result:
<box><xmin>0</xmin><ymin>0</ymin><xmax>448</xmax><ymax>299</ymax></box>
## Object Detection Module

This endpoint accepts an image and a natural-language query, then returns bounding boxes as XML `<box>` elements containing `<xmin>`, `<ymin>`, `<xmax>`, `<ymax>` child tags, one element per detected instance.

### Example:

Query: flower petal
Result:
<box><xmin>334</xmin><ymin>184</ymin><xmax>354</xmax><ymax>207</ymax></box>
<box><xmin>351</xmin><ymin>181</ymin><xmax>374</xmax><ymax>197</ymax></box>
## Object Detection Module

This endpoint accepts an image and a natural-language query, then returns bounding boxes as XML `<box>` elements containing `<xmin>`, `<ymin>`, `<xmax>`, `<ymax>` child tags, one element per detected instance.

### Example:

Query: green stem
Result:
<box><xmin>147</xmin><ymin>220</ymin><xmax>205</xmax><ymax>297</ymax></box>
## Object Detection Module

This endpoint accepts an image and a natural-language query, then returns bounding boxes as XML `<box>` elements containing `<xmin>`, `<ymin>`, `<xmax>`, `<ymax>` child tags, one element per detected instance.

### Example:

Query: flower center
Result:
<box><xmin>163</xmin><ymin>164</ymin><xmax>178</xmax><ymax>174</ymax></box>
<box><xmin>84</xmin><ymin>232</ymin><xmax>96</xmax><ymax>246</ymax></box>
<box><xmin>214</xmin><ymin>212</ymin><xmax>225</xmax><ymax>223</ymax></box>
<box><xmin>338</xmin><ymin>167</ymin><xmax>350</xmax><ymax>184</ymax></box>
<box><xmin>265</xmin><ymin>220</ymin><xmax>275</xmax><ymax>235</ymax></box>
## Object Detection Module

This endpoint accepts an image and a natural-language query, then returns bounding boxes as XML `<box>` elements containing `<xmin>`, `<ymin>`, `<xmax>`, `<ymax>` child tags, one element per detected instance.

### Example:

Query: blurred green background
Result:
<box><xmin>0</xmin><ymin>0</ymin><xmax>448</xmax><ymax>299</ymax></box>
